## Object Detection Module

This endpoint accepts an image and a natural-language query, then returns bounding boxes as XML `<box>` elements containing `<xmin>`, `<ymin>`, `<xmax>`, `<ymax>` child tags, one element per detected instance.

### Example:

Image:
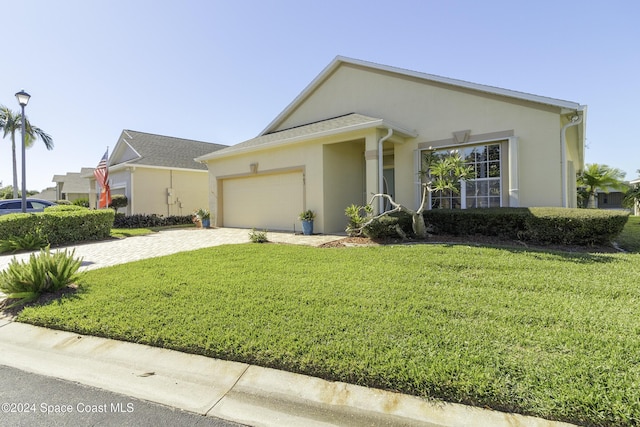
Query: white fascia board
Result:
<box><xmin>108</xmin><ymin>162</ymin><xmax>208</xmax><ymax>174</ymax></box>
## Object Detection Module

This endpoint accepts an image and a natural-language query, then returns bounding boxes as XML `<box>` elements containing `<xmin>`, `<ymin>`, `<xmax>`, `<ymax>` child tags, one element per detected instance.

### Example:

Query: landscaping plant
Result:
<box><xmin>0</xmin><ymin>247</ymin><xmax>83</xmax><ymax>307</ymax></box>
<box><xmin>248</xmin><ymin>228</ymin><xmax>268</xmax><ymax>243</ymax></box>
<box><xmin>0</xmin><ymin>233</ymin><xmax>48</xmax><ymax>254</ymax></box>
<box><xmin>351</xmin><ymin>150</ymin><xmax>471</xmax><ymax>239</ymax></box>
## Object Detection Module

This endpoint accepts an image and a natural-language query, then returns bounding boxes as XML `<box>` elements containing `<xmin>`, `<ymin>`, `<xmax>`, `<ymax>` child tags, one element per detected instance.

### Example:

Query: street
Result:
<box><xmin>0</xmin><ymin>364</ymin><xmax>246</xmax><ymax>427</ymax></box>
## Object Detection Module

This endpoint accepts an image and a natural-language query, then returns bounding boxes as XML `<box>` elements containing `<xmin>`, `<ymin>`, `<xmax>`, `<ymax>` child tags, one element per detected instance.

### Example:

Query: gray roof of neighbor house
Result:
<box><xmin>114</xmin><ymin>130</ymin><xmax>227</xmax><ymax>170</ymax></box>
<box><xmin>196</xmin><ymin>113</ymin><xmax>417</xmax><ymax>161</ymax></box>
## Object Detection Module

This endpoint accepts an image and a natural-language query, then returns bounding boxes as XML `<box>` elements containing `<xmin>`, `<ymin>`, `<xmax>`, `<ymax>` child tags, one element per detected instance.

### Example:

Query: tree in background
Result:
<box><xmin>0</xmin><ymin>105</ymin><xmax>54</xmax><ymax>198</ymax></box>
<box><xmin>576</xmin><ymin>163</ymin><xmax>627</xmax><ymax>208</ymax></box>
<box><xmin>0</xmin><ymin>185</ymin><xmax>14</xmax><ymax>199</ymax></box>
<box><xmin>623</xmin><ymin>169</ymin><xmax>640</xmax><ymax>214</ymax></box>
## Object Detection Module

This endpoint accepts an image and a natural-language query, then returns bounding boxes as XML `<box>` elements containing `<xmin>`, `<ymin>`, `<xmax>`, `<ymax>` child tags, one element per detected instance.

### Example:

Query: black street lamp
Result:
<box><xmin>15</xmin><ymin>90</ymin><xmax>30</xmax><ymax>213</ymax></box>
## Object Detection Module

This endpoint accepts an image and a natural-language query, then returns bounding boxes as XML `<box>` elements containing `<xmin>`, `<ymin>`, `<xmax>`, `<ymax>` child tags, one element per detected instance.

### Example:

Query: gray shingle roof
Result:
<box><xmin>116</xmin><ymin>130</ymin><xmax>227</xmax><ymax>170</ymax></box>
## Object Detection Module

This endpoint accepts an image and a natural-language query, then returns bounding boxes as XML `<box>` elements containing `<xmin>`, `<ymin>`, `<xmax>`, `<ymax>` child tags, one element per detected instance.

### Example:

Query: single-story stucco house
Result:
<box><xmin>196</xmin><ymin>56</ymin><xmax>587</xmax><ymax>234</ymax></box>
<box><xmin>90</xmin><ymin>130</ymin><xmax>227</xmax><ymax>216</ymax></box>
<box><xmin>52</xmin><ymin>168</ymin><xmax>93</xmax><ymax>202</ymax></box>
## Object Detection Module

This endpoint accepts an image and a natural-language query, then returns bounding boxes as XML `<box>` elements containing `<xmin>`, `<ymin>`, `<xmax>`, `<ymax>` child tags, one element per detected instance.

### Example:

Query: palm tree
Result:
<box><xmin>0</xmin><ymin>105</ymin><xmax>53</xmax><ymax>198</ymax></box>
<box><xmin>576</xmin><ymin>163</ymin><xmax>627</xmax><ymax>208</ymax></box>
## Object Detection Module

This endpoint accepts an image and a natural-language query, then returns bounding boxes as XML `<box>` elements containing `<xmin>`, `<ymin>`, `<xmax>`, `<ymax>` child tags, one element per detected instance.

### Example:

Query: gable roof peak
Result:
<box><xmin>261</xmin><ymin>55</ymin><xmax>585</xmax><ymax>135</ymax></box>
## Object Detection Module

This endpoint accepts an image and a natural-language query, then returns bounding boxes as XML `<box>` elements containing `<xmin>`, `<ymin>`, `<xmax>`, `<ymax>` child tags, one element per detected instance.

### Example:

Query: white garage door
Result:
<box><xmin>222</xmin><ymin>171</ymin><xmax>303</xmax><ymax>231</ymax></box>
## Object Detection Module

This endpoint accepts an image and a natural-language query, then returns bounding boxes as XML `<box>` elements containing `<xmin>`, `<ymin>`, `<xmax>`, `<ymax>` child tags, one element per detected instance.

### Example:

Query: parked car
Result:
<box><xmin>0</xmin><ymin>198</ymin><xmax>56</xmax><ymax>215</ymax></box>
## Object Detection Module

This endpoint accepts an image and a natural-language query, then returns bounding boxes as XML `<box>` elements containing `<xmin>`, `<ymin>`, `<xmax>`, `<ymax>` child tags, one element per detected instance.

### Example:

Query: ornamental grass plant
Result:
<box><xmin>0</xmin><ymin>247</ymin><xmax>83</xmax><ymax>308</ymax></box>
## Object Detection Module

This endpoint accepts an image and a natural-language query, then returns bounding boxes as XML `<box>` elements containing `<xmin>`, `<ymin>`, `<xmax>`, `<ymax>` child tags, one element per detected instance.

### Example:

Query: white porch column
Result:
<box><xmin>414</xmin><ymin>149</ymin><xmax>422</xmax><ymax>210</ymax></box>
<box><xmin>508</xmin><ymin>137</ymin><xmax>519</xmax><ymax>207</ymax></box>
<box><xmin>364</xmin><ymin>132</ymin><xmax>380</xmax><ymax>213</ymax></box>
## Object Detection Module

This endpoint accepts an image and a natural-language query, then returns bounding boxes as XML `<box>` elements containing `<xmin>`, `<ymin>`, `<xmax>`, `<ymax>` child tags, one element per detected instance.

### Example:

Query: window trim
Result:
<box><xmin>421</xmin><ymin>140</ymin><xmax>505</xmax><ymax>210</ymax></box>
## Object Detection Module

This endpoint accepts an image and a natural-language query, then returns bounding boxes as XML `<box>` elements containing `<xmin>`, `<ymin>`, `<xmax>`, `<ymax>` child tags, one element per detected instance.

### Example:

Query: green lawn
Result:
<box><xmin>616</xmin><ymin>215</ymin><xmax>640</xmax><ymax>252</ymax></box>
<box><xmin>17</xmin><ymin>240</ymin><xmax>640</xmax><ymax>426</ymax></box>
<box><xmin>110</xmin><ymin>224</ymin><xmax>195</xmax><ymax>239</ymax></box>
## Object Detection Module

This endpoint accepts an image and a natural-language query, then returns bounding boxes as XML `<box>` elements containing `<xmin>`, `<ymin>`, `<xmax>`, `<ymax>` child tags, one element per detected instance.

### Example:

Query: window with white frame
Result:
<box><xmin>426</xmin><ymin>143</ymin><xmax>502</xmax><ymax>209</ymax></box>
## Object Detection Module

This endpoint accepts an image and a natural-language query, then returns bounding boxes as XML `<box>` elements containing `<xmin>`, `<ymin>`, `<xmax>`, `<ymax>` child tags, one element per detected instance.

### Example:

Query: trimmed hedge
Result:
<box><xmin>0</xmin><ymin>208</ymin><xmax>115</xmax><ymax>246</ymax></box>
<box><xmin>112</xmin><ymin>213</ymin><xmax>194</xmax><ymax>229</ymax></box>
<box><xmin>423</xmin><ymin>207</ymin><xmax>630</xmax><ymax>246</ymax></box>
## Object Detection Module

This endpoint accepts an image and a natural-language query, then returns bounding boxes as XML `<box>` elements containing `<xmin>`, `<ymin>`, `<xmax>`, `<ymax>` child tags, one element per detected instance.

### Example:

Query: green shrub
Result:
<box><xmin>109</xmin><ymin>195</ymin><xmax>128</xmax><ymax>211</ymax></box>
<box><xmin>72</xmin><ymin>198</ymin><xmax>90</xmax><ymax>208</ymax></box>
<box><xmin>0</xmin><ymin>247</ymin><xmax>82</xmax><ymax>308</ymax></box>
<box><xmin>39</xmin><ymin>209</ymin><xmax>114</xmax><ymax>245</ymax></box>
<box><xmin>345</xmin><ymin>204</ymin><xmax>372</xmax><ymax>236</ymax></box>
<box><xmin>55</xmin><ymin>199</ymin><xmax>72</xmax><ymax>205</ymax></box>
<box><xmin>523</xmin><ymin>208</ymin><xmax>629</xmax><ymax>245</ymax></box>
<box><xmin>248</xmin><ymin>228</ymin><xmax>268</xmax><ymax>243</ymax></box>
<box><xmin>363</xmin><ymin>211</ymin><xmax>414</xmax><ymax>239</ymax></box>
<box><xmin>45</xmin><ymin>204</ymin><xmax>87</xmax><ymax>212</ymax></box>
<box><xmin>112</xmin><ymin>213</ymin><xmax>193</xmax><ymax>228</ymax></box>
<box><xmin>0</xmin><ymin>214</ymin><xmax>42</xmax><ymax>241</ymax></box>
<box><xmin>423</xmin><ymin>208</ymin><xmax>529</xmax><ymax>238</ymax></box>
<box><xmin>0</xmin><ymin>233</ymin><xmax>48</xmax><ymax>254</ymax></box>
<box><xmin>0</xmin><ymin>208</ymin><xmax>114</xmax><ymax>246</ymax></box>
<box><xmin>423</xmin><ymin>207</ymin><xmax>629</xmax><ymax>246</ymax></box>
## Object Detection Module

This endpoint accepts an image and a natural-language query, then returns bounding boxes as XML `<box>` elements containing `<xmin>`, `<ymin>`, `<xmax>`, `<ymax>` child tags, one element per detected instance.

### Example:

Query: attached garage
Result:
<box><xmin>221</xmin><ymin>170</ymin><xmax>304</xmax><ymax>231</ymax></box>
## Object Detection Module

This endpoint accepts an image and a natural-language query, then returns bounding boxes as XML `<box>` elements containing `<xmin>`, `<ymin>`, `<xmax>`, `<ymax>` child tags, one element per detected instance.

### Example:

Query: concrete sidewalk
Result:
<box><xmin>0</xmin><ymin>228</ymin><xmax>576</xmax><ymax>426</ymax></box>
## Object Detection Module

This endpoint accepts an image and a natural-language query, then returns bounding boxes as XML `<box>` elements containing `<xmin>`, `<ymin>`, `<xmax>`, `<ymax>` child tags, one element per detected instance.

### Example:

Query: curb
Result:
<box><xmin>0</xmin><ymin>321</ymin><xmax>575</xmax><ymax>427</ymax></box>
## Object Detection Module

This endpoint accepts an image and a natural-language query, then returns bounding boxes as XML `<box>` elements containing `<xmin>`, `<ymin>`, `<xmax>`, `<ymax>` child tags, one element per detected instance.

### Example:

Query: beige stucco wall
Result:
<box><xmin>209</xmin><ymin>129</ymin><xmax>377</xmax><ymax>233</ymax></box>
<box><xmin>107</xmin><ymin>167</ymin><xmax>207</xmax><ymax>216</ymax></box>
<box><xmin>207</xmin><ymin>63</ymin><xmax>583</xmax><ymax>232</ymax></box>
<box><xmin>275</xmin><ymin>63</ymin><xmax>572</xmax><ymax>209</ymax></box>
<box><xmin>322</xmin><ymin>140</ymin><xmax>366</xmax><ymax>232</ymax></box>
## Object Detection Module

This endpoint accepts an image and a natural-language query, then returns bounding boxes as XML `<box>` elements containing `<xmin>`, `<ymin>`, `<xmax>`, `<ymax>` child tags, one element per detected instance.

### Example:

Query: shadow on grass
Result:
<box><xmin>0</xmin><ymin>284</ymin><xmax>86</xmax><ymax>320</ymax></box>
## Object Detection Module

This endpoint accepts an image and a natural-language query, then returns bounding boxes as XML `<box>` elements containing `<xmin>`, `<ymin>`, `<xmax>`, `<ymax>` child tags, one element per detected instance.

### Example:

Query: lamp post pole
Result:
<box><xmin>15</xmin><ymin>90</ymin><xmax>30</xmax><ymax>213</ymax></box>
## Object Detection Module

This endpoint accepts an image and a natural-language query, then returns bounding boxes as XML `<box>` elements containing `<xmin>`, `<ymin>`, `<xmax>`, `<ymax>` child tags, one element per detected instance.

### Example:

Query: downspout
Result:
<box><xmin>378</xmin><ymin>128</ymin><xmax>393</xmax><ymax>213</ymax></box>
<box><xmin>560</xmin><ymin>113</ymin><xmax>583</xmax><ymax>207</ymax></box>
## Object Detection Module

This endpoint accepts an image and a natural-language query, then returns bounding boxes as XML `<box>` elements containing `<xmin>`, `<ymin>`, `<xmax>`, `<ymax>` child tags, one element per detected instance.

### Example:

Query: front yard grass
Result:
<box><xmin>16</xmin><ymin>243</ymin><xmax>640</xmax><ymax>426</ymax></box>
<box><xmin>616</xmin><ymin>215</ymin><xmax>640</xmax><ymax>252</ymax></box>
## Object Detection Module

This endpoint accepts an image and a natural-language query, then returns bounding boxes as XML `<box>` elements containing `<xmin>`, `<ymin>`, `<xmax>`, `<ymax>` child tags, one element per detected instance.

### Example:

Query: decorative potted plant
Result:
<box><xmin>193</xmin><ymin>208</ymin><xmax>211</xmax><ymax>228</ymax></box>
<box><xmin>299</xmin><ymin>209</ymin><xmax>315</xmax><ymax>235</ymax></box>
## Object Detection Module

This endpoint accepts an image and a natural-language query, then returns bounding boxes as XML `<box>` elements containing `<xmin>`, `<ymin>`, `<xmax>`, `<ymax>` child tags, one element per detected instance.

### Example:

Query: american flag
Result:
<box><xmin>93</xmin><ymin>149</ymin><xmax>109</xmax><ymax>184</ymax></box>
<box><xmin>94</xmin><ymin>149</ymin><xmax>111</xmax><ymax>208</ymax></box>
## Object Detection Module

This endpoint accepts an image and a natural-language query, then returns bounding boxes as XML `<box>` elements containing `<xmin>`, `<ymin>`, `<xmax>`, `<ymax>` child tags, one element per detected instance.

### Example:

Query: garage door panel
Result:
<box><xmin>223</xmin><ymin>172</ymin><xmax>303</xmax><ymax>231</ymax></box>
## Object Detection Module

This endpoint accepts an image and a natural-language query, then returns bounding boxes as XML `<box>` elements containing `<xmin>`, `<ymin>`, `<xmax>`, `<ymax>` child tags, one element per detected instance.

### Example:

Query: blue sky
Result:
<box><xmin>2</xmin><ymin>0</ymin><xmax>639</xmax><ymax>192</ymax></box>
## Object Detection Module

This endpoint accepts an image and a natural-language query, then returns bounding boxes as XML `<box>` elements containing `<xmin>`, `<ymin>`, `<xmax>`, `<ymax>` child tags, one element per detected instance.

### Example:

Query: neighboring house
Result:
<box><xmin>32</xmin><ymin>187</ymin><xmax>57</xmax><ymax>202</ymax></box>
<box><xmin>52</xmin><ymin>169</ymin><xmax>93</xmax><ymax>202</ymax></box>
<box><xmin>597</xmin><ymin>192</ymin><xmax>625</xmax><ymax>209</ymax></box>
<box><xmin>594</xmin><ymin>184</ymin><xmax>629</xmax><ymax>210</ymax></box>
<box><xmin>197</xmin><ymin>56</ymin><xmax>587</xmax><ymax>234</ymax></box>
<box><xmin>90</xmin><ymin>130</ymin><xmax>227</xmax><ymax>216</ymax></box>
